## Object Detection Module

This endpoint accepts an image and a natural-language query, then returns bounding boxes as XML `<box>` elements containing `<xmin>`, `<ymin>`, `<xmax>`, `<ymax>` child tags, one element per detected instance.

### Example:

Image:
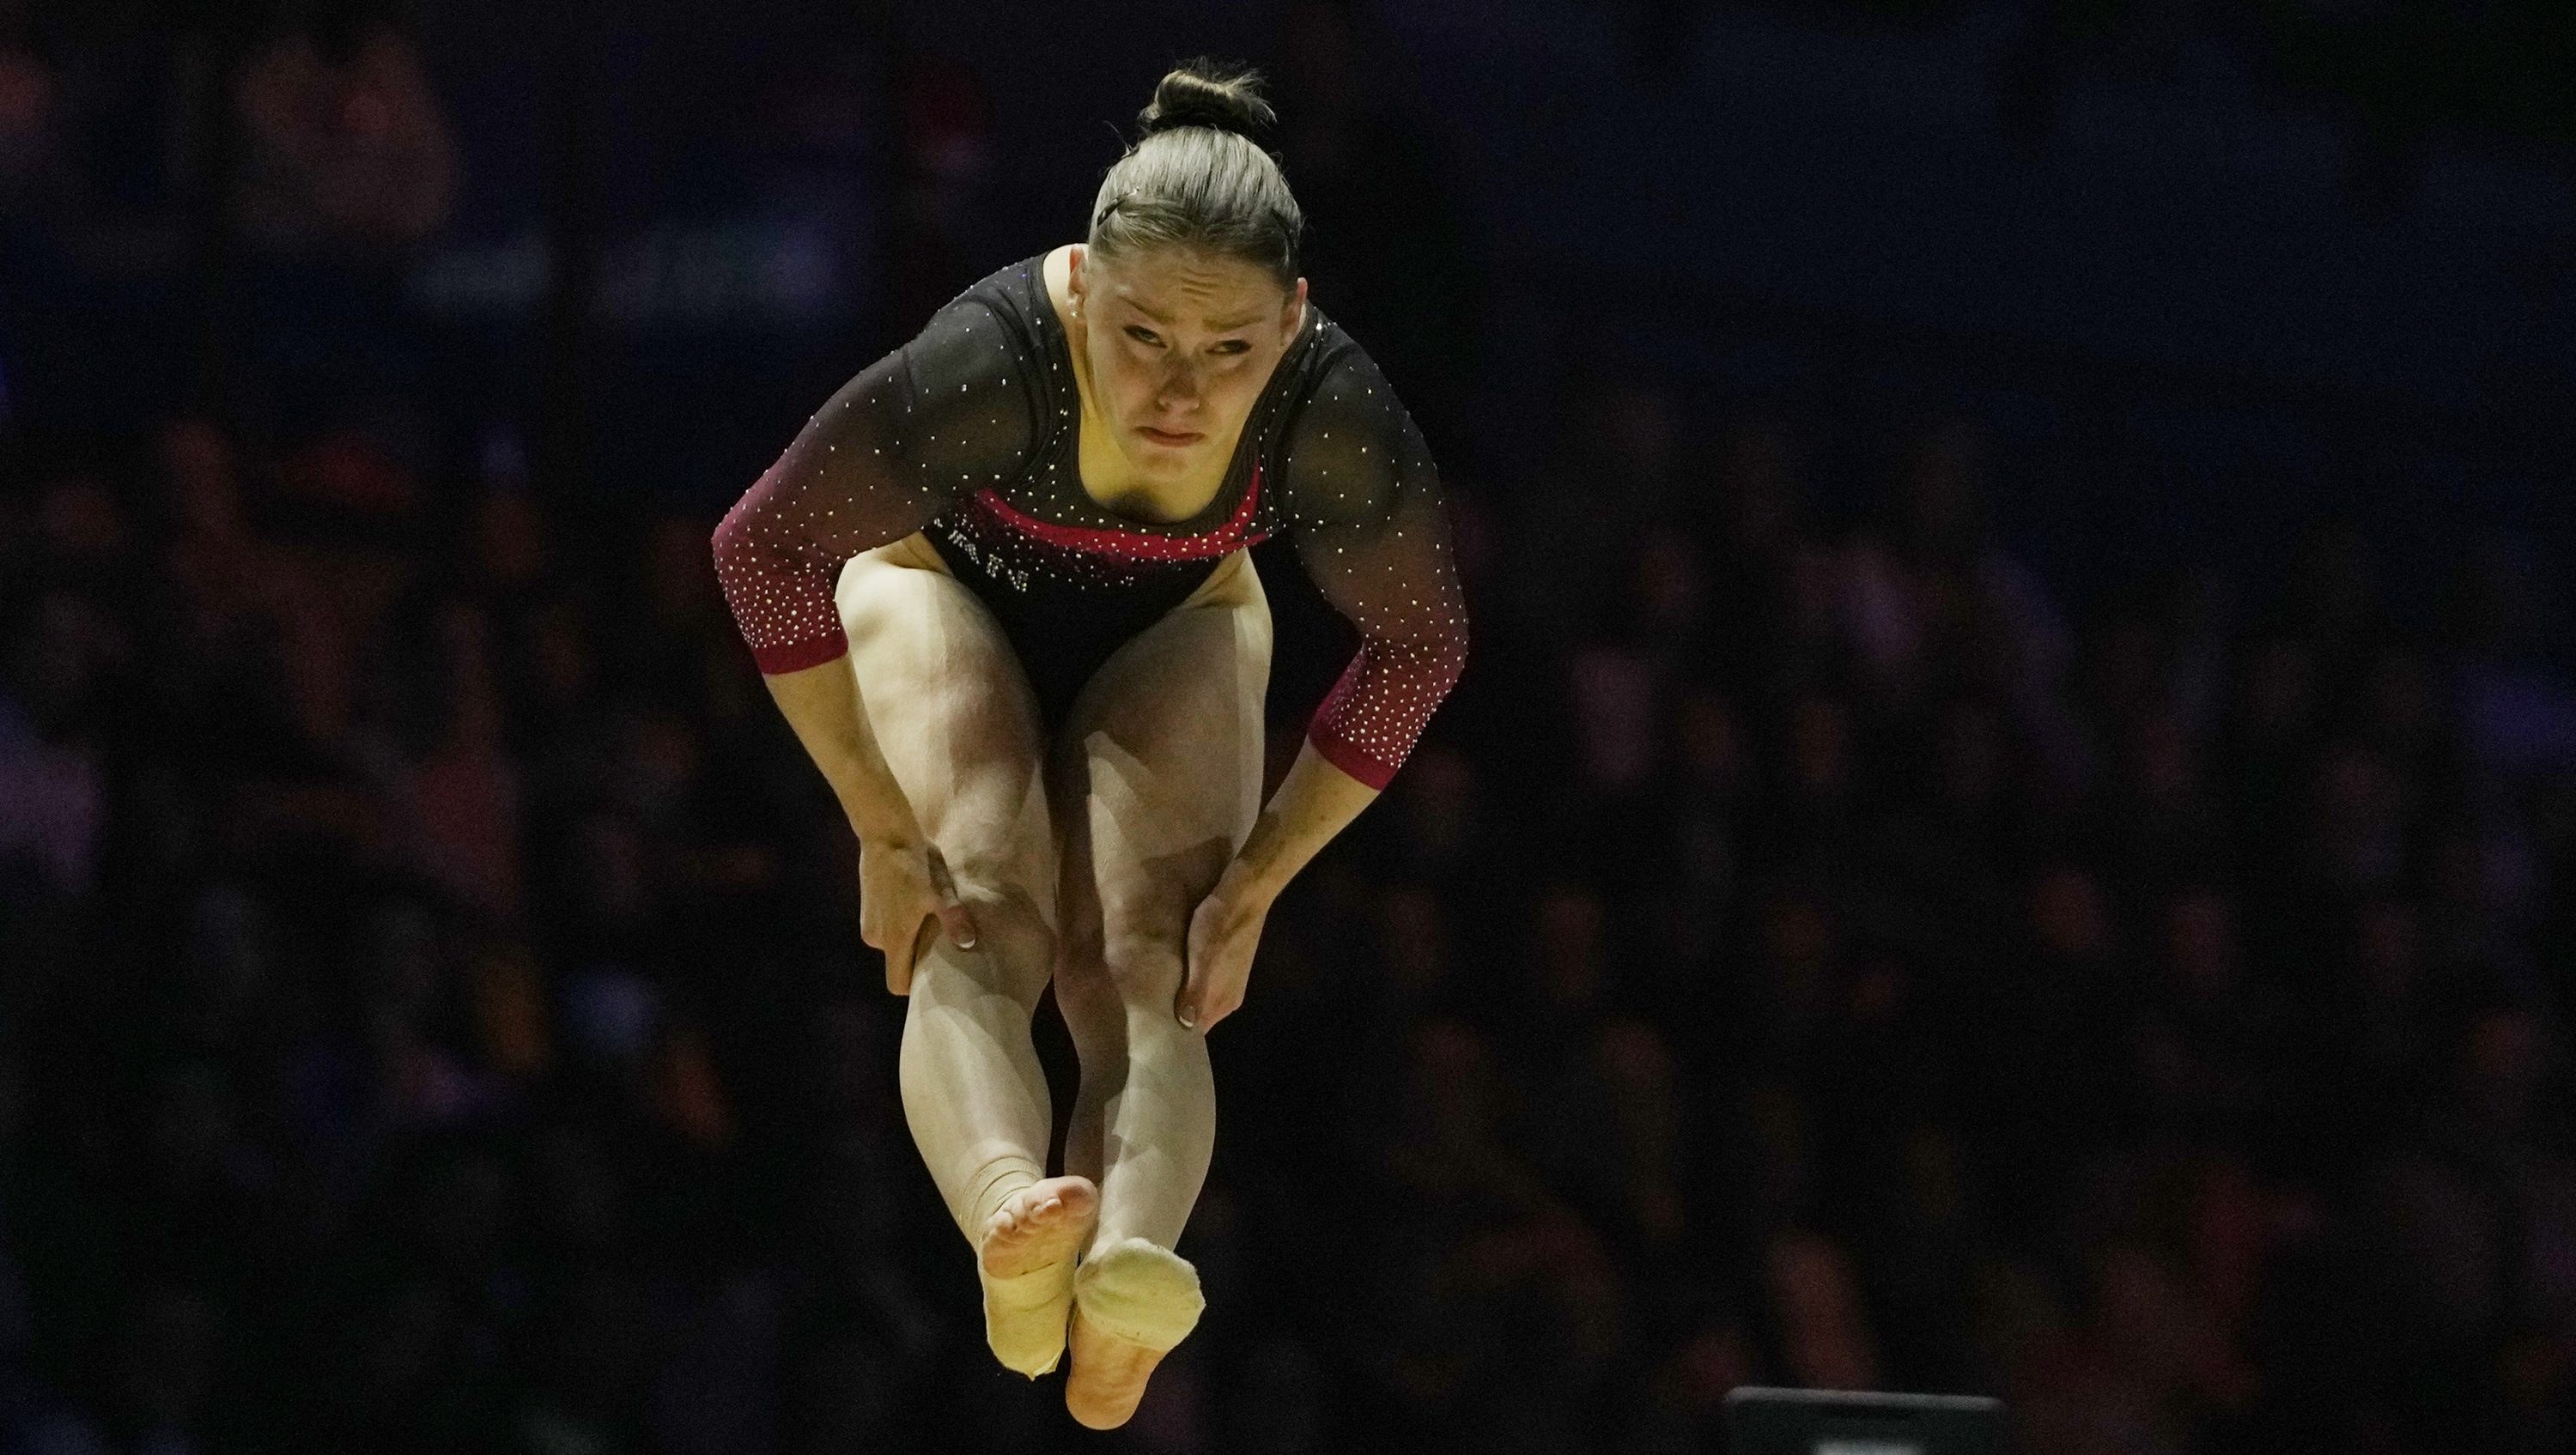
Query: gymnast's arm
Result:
<box><xmin>1218</xmin><ymin>737</ymin><xmax>1387</xmax><ymax>904</ymax></box>
<box><xmin>1219</xmin><ymin>348</ymin><xmax>1471</xmax><ymax>904</ymax></box>
<box><xmin>711</xmin><ymin>294</ymin><xmax>1039</xmax><ymax>970</ymax></box>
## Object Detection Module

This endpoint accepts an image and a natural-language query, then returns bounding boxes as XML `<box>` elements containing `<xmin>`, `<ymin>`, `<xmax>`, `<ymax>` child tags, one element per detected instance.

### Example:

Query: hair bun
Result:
<box><xmin>1137</xmin><ymin>58</ymin><xmax>1276</xmax><ymax>142</ymax></box>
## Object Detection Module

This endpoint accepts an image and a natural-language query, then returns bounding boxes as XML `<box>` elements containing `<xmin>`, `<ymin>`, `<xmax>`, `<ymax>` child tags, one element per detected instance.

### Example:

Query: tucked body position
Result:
<box><xmin>710</xmin><ymin>58</ymin><xmax>1469</xmax><ymax>1428</ymax></box>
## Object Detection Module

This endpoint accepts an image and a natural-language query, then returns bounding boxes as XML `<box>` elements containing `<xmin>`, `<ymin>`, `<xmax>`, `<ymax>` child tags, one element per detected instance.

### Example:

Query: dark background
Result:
<box><xmin>3</xmin><ymin>2</ymin><xmax>2574</xmax><ymax>1452</ymax></box>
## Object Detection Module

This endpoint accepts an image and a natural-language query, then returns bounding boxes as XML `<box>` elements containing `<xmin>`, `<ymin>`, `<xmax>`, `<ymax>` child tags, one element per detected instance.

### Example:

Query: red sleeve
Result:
<box><xmin>1280</xmin><ymin>347</ymin><xmax>1470</xmax><ymax>791</ymax></box>
<box><xmin>711</xmin><ymin>292</ymin><xmax>1039</xmax><ymax>674</ymax></box>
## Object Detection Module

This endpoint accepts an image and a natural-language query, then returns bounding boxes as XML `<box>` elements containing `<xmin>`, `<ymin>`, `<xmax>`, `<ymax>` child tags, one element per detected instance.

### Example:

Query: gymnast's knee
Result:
<box><xmin>1098</xmin><ymin>927</ymin><xmax>1188</xmax><ymax>1009</ymax></box>
<box><xmin>1075</xmin><ymin>1237</ymin><xmax>1205</xmax><ymax>1352</ymax></box>
<box><xmin>929</xmin><ymin>872</ymin><xmax>1058</xmax><ymax>1006</ymax></box>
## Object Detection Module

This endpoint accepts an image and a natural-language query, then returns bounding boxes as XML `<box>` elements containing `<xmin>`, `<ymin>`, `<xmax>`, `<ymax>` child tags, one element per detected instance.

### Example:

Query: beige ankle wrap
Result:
<box><xmin>1072</xmin><ymin>1238</ymin><xmax>1205</xmax><ymax>1352</ymax></box>
<box><xmin>980</xmin><ymin>1256</ymin><xmax>1075</xmax><ymax>1377</ymax></box>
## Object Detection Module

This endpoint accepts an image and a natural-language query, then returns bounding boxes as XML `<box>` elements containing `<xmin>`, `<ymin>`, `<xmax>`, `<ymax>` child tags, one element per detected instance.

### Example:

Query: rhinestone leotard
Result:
<box><xmin>710</xmin><ymin>255</ymin><xmax>1468</xmax><ymax>790</ymax></box>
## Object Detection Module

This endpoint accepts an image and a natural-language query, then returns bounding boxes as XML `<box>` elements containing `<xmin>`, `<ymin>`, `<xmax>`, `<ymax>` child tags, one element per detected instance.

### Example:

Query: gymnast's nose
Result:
<box><xmin>1153</xmin><ymin>355</ymin><xmax>1204</xmax><ymax>411</ymax></box>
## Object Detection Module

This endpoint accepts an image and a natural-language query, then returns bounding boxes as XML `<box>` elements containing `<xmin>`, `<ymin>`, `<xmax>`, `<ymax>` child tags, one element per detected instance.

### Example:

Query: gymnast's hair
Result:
<box><xmin>1088</xmin><ymin>58</ymin><xmax>1303</xmax><ymax>292</ymax></box>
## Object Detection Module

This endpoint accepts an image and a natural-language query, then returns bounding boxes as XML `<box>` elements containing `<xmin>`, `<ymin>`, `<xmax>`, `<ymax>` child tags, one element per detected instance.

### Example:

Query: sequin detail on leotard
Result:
<box><xmin>710</xmin><ymin>256</ymin><xmax>1468</xmax><ymax>789</ymax></box>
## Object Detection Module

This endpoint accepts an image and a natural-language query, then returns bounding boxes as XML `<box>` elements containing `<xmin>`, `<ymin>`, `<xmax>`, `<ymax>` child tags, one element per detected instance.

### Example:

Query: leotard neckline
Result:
<box><xmin>1020</xmin><ymin>254</ymin><xmax>1315</xmax><ymax>539</ymax></box>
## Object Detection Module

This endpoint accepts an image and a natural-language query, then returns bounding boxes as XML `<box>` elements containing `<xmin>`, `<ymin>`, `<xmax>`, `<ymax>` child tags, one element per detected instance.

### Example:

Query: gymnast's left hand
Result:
<box><xmin>1177</xmin><ymin>879</ymin><xmax>1271</xmax><ymax>1033</ymax></box>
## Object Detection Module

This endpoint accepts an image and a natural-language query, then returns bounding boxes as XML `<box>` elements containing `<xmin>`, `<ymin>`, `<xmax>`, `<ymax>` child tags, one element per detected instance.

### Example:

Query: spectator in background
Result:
<box><xmin>0</xmin><ymin>592</ymin><xmax>105</xmax><ymax>900</ymax></box>
<box><xmin>234</xmin><ymin>0</ymin><xmax>457</xmax><ymax>257</ymax></box>
<box><xmin>880</xmin><ymin>52</ymin><xmax>995</xmax><ymax>341</ymax></box>
<box><xmin>0</xmin><ymin>6</ymin><xmax>58</xmax><ymax>205</ymax></box>
<box><xmin>1359</xmin><ymin>1017</ymin><xmax>1624</xmax><ymax>1455</ymax></box>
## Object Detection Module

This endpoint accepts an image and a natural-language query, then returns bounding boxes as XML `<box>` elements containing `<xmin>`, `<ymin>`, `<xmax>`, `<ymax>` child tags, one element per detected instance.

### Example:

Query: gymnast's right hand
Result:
<box><xmin>858</xmin><ymin>836</ymin><xmax>981</xmax><ymax>996</ymax></box>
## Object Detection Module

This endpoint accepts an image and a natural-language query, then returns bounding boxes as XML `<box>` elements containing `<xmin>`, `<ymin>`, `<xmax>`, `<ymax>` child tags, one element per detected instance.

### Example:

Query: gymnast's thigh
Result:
<box><xmin>1048</xmin><ymin>549</ymin><xmax>1273</xmax><ymax>1008</ymax></box>
<box><xmin>834</xmin><ymin>532</ymin><xmax>1059</xmax><ymax>949</ymax></box>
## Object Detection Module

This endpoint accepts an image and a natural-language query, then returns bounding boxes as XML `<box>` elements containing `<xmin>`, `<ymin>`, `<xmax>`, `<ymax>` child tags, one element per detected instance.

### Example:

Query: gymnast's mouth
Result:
<box><xmin>1135</xmin><ymin>425</ymin><xmax>1203</xmax><ymax>446</ymax></box>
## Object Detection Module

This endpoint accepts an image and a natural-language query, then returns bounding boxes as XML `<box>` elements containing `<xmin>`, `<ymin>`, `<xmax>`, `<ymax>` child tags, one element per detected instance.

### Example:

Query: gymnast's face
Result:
<box><xmin>1068</xmin><ymin>243</ymin><xmax>1308</xmax><ymax>489</ymax></box>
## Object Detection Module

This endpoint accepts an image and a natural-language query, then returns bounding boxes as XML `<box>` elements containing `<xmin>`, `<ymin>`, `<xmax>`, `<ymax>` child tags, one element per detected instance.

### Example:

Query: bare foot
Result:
<box><xmin>1064</xmin><ymin>1303</ymin><xmax>1169</xmax><ymax>1429</ymax></box>
<box><xmin>977</xmin><ymin>1175</ymin><xmax>1097</xmax><ymax>1377</ymax></box>
<box><xmin>981</xmin><ymin>1176</ymin><xmax>1098</xmax><ymax>1279</ymax></box>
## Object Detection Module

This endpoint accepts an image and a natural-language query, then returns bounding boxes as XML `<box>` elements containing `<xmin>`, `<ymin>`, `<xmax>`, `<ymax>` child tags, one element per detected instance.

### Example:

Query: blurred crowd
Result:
<box><xmin>9</xmin><ymin>385</ymin><xmax>2576</xmax><ymax>1455</ymax></box>
<box><xmin>6</xmin><ymin>3</ymin><xmax>2576</xmax><ymax>1455</ymax></box>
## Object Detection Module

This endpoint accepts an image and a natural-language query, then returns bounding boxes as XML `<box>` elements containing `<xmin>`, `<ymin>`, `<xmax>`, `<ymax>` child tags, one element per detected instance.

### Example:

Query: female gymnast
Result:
<box><xmin>710</xmin><ymin>58</ymin><xmax>1469</xmax><ymax>1428</ymax></box>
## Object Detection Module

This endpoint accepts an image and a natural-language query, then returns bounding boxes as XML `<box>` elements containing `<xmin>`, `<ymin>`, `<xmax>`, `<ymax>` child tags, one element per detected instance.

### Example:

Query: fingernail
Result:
<box><xmin>1177</xmin><ymin>1009</ymin><xmax>1196</xmax><ymax>1029</ymax></box>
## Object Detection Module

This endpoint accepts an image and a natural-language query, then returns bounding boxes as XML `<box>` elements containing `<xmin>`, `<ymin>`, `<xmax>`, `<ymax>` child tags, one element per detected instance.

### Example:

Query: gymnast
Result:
<box><xmin>710</xmin><ymin>57</ymin><xmax>1468</xmax><ymax>1428</ymax></box>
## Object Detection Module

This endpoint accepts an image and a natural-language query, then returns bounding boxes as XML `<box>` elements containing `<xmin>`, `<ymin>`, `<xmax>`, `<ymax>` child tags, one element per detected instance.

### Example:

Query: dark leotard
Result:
<box><xmin>710</xmin><ymin>254</ymin><xmax>1467</xmax><ymax>790</ymax></box>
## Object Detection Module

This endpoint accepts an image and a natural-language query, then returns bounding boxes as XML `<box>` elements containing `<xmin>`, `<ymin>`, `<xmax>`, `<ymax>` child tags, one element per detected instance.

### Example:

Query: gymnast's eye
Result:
<box><xmin>1125</xmin><ymin>325</ymin><xmax>1163</xmax><ymax>347</ymax></box>
<box><xmin>1212</xmin><ymin>339</ymin><xmax>1249</xmax><ymax>355</ymax></box>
